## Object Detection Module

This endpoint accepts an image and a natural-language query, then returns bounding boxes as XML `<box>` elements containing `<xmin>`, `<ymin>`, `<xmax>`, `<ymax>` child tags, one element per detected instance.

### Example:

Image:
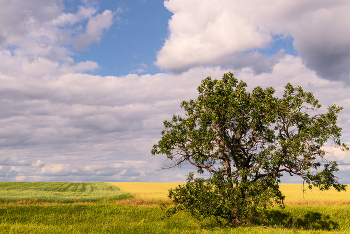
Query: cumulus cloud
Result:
<box><xmin>0</xmin><ymin>0</ymin><xmax>73</xmax><ymax>64</ymax></box>
<box><xmin>0</xmin><ymin>0</ymin><xmax>116</xmax><ymax>71</ymax></box>
<box><xmin>2</xmin><ymin>57</ymin><xmax>350</xmax><ymax>182</ymax></box>
<box><xmin>40</xmin><ymin>164</ymin><xmax>72</xmax><ymax>176</ymax></box>
<box><xmin>33</xmin><ymin>160</ymin><xmax>45</xmax><ymax>167</ymax></box>
<box><xmin>176</xmin><ymin>174</ymin><xmax>187</xmax><ymax>182</ymax></box>
<box><xmin>74</xmin><ymin>10</ymin><xmax>114</xmax><ymax>50</ymax></box>
<box><xmin>52</xmin><ymin>6</ymin><xmax>98</xmax><ymax>26</ymax></box>
<box><xmin>155</xmin><ymin>0</ymin><xmax>271</xmax><ymax>73</ymax></box>
<box><xmin>0</xmin><ymin>157</ymin><xmax>31</xmax><ymax>166</ymax></box>
<box><xmin>0</xmin><ymin>0</ymin><xmax>62</xmax><ymax>45</ymax></box>
<box><xmin>157</xmin><ymin>0</ymin><xmax>350</xmax><ymax>81</ymax></box>
<box><xmin>223</xmin><ymin>50</ymin><xmax>285</xmax><ymax>75</ymax></box>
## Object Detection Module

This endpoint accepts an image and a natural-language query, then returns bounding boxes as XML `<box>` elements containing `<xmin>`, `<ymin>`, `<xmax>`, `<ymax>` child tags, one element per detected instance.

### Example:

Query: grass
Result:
<box><xmin>0</xmin><ymin>182</ymin><xmax>132</xmax><ymax>203</ymax></box>
<box><xmin>0</xmin><ymin>182</ymin><xmax>350</xmax><ymax>233</ymax></box>
<box><xmin>0</xmin><ymin>204</ymin><xmax>349</xmax><ymax>233</ymax></box>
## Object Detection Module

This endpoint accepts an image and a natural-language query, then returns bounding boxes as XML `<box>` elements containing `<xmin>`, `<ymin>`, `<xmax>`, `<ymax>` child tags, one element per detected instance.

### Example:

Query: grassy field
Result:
<box><xmin>0</xmin><ymin>182</ymin><xmax>349</xmax><ymax>233</ymax></box>
<box><xmin>0</xmin><ymin>182</ymin><xmax>132</xmax><ymax>203</ymax></box>
<box><xmin>0</xmin><ymin>203</ymin><xmax>349</xmax><ymax>233</ymax></box>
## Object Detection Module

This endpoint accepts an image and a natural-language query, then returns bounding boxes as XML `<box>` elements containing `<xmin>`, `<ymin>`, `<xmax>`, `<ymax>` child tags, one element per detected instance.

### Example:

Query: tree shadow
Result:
<box><xmin>163</xmin><ymin>208</ymin><xmax>340</xmax><ymax>231</ymax></box>
<box><xmin>267</xmin><ymin>210</ymin><xmax>339</xmax><ymax>231</ymax></box>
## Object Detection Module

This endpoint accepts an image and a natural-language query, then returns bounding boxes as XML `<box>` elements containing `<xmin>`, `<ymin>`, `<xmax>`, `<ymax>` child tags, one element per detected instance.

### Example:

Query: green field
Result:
<box><xmin>0</xmin><ymin>182</ymin><xmax>349</xmax><ymax>233</ymax></box>
<box><xmin>1</xmin><ymin>204</ymin><xmax>349</xmax><ymax>233</ymax></box>
<box><xmin>0</xmin><ymin>182</ymin><xmax>132</xmax><ymax>203</ymax></box>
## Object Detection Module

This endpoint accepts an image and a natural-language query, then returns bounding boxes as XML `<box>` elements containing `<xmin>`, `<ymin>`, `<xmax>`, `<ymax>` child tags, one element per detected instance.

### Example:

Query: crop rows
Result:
<box><xmin>0</xmin><ymin>182</ymin><xmax>132</xmax><ymax>203</ymax></box>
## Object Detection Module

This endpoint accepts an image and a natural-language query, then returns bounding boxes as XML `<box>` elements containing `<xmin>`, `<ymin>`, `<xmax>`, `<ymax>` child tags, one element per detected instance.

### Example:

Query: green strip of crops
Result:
<box><xmin>0</xmin><ymin>204</ymin><xmax>349</xmax><ymax>233</ymax></box>
<box><xmin>0</xmin><ymin>182</ymin><xmax>132</xmax><ymax>203</ymax></box>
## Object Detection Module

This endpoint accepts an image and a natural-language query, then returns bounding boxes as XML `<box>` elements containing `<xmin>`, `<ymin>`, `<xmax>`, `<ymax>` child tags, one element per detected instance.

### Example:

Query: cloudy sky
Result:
<box><xmin>1</xmin><ymin>0</ymin><xmax>350</xmax><ymax>183</ymax></box>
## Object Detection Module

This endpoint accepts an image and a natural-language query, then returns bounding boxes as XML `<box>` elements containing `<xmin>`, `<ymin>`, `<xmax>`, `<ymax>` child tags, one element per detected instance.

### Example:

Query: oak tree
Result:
<box><xmin>151</xmin><ymin>72</ymin><xmax>348</xmax><ymax>225</ymax></box>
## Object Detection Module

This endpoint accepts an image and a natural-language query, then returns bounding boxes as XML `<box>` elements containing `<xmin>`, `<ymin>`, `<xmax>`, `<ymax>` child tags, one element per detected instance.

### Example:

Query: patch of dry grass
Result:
<box><xmin>109</xmin><ymin>182</ymin><xmax>350</xmax><ymax>206</ymax></box>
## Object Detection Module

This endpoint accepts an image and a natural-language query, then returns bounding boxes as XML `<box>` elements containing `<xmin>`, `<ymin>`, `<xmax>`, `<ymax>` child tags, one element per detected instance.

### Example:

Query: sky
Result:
<box><xmin>1</xmin><ymin>0</ymin><xmax>350</xmax><ymax>183</ymax></box>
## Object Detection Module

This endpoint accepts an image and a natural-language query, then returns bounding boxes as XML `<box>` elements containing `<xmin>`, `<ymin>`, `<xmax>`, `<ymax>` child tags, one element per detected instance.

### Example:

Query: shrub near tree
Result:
<box><xmin>151</xmin><ymin>72</ymin><xmax>349</xmax><ymax>225</ymax></box>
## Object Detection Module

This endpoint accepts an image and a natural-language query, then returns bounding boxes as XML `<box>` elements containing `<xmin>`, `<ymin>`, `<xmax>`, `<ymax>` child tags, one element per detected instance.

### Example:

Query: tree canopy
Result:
<box><xmin>151</xmin><ymin>72</ymin><xmax>348</xmax><ymax>225</ymax></box>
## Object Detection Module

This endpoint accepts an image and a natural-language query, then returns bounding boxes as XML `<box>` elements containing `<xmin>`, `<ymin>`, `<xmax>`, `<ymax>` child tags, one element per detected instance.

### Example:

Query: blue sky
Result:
<box><xmin>70</xmin><ymin>0</ymin><xmax>173</xmax><ymax>76</ymax></box>
<box><xmin>1</xmin><ymin>0</ymin><xmax>350</xmax><ymax>183</ymax></box>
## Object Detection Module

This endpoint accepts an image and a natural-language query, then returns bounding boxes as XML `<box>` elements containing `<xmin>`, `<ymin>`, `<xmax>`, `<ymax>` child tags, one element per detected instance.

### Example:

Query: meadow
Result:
<box><xmin>0</xmin><ymin>182</ymin><xmax>349</xmax><ymax>233</ymax></box>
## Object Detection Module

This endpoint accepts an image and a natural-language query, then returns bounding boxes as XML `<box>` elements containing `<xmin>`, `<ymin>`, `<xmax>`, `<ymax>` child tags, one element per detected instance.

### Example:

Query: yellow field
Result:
<box><xmin>109</xmin><ymin>182</ymin><xmax>350</xmax><ymax>206</ymax></box>
<box><xmin>108</xmin><ymin>182</ymin><xmax>185</xmax><ymax>201</ymax></box>
<box><xmin>279</xmin><ymin>183</ymin><xmax>350</xmax><ymax>205</ymax></box>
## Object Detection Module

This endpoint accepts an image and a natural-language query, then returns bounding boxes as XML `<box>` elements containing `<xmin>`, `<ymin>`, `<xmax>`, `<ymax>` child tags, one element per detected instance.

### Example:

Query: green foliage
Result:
<box><xmin>167</xmin><ymin>173</ymin><xmax>284</xmax><ymax>225</ymax></box>
<box><xmin>152</xmin><ymin>72</ymin><xmax>348</xmax><ymax>225</ymax></box>
<box><xmin>0</xmin><ymin>182</ymin><xmax>132</xmax><ymax>203</ymax></box>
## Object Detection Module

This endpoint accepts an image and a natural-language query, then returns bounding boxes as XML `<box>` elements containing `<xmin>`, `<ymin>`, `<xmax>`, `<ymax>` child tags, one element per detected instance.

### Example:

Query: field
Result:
<box><xmin>0</xmin><ymin>182</ymin><xmax>349</xmax><ymax>233</ymax></box>
<box><xmin>109</xmin><ymin>182</ymin><xmax>350</xmax><ymax>206</ymax></box>
<box><xmin>0</xmin><ymin>182</ymin><xmax>132</xmax><ymax>203</ymax></box>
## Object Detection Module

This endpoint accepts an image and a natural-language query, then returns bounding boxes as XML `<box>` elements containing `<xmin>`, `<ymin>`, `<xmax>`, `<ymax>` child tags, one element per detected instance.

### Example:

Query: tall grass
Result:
<box><xmin>0</xmin><ymin>204</ymin><xmax>349</xmax><ymax>233</ymax></box>
<box><xmin>0</xmin><ymin>182</ymin><xmax>132</xmax><ymax>203</ymax></box>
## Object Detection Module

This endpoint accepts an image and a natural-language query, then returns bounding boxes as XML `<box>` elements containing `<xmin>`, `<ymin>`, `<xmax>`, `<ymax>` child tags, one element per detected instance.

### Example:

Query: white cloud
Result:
<box><xmin>176</xmin><ymin>174</ymin><xmax>187</xmax><ymax>182</ymax></box>
<box><xmin>40</xmin><ymin>164</ymin><xmax>71</xmax><ymax>175</ymax></box>
<box><xmin>0</xmin><ymin>157</ymin><xmax>31</xmax><ymax>166</ymax></box>
<box><xmin>1</xmin><ymin>57</ymin><xmax>350</xmax><ymax>182</ymax></box>
<box><xmin>157</xmin><ymin>0</ymin><xmax>350</xmax><ymax>81</ymax></box>
<box><xmin>0</xmin><ymin>0</ymin><xmax>71</xmax><ymax>64</ymax></box>
<box><xmin>0</xmin><ymin>0</ymin><xmax>62</xmax><ymax>45</ymax></box>
<box><xmin>1</xmin><ymin>49</ymin><xmax>350</xmax><ymax>182</ymax></box>
<box><xmin>33</xmin><ymin>160</ymin><xmax>45</xmax><ymax>167</ymax></box>
<box><xmin>9</xmin><ymin>166</ymin><xmax>21</xmax><ymax>175</ymax></box>
<box><xmin>75</xmin><ymin>10</ymin><xmax>114</xmax><ymax>50</ymax></box>
<box><xmin>321</xmin><ymin>142</ymin><xmax>350</xmax><ymax>165</ymax></box>
<box><xmin>52</xmin><ymin>6</ymin><xmax>98</xmax><ymax>26</ymax></box>
<box><xmin>0</xmin><ymin>0</ymin><xmax>115</xmax><ymax>78</ymax></box>
<box><xmin>15</xmin><ymin>176</ymin><xmax>27</xmax><ymax>181</ymax></box>
<box><xmin>114</xmin><ymin>161</ymin><xmax>146</xmax><ymax>169</ymax></box>
<box><xmin>338</xmin><ymin>165</ymin><xmax>350</xmax><ymax>171</ymax></box>
<box><xmin>156</xmin><ymin>0</ymin><xmax>271</xmax><ymax>73</ymax></box>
